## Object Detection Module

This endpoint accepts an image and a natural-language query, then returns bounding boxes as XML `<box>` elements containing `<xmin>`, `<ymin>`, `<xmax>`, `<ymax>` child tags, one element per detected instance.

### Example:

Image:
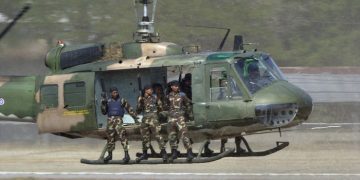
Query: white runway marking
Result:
<box><xmin>311</xmin><ymin>126</ymin><xmax>341</xmax><ymax>130</ymax></box>
<box><xmin>327</xmin><ymin>126</ymin><xmax>341</xmax><ymax>128</ymax></box>
<box><xmin>303</xmin><ymin>123</ymin><xmax>360</xmax><ymax>125</ymax></box>
<box><xmin>311</xmin><ymin>127</ymin><xmax>332</xmax><ymax>130</ymax></box>
<box><xmin>303</xmin><ymin>123</ymin><xmax>360</xmax><ymax>130</ymax></box>
<box><xmin>1</xmin><ymin>172</ymin><xmax>360</xmax><ymax>177</ymax></box>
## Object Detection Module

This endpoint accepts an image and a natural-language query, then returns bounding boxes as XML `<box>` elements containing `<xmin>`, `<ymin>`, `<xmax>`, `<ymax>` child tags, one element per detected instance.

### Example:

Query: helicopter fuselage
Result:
<box><xmin>0</xmin><ymin>48</ymin><xmax>313</xmax><ymax>143</ymax></box>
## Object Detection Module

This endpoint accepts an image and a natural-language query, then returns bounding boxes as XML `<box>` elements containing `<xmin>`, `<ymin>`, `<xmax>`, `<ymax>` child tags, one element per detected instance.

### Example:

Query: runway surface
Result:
<box><xmin>0</xmin><ymin>121</ymin><xmax>360</xmax><ymax>180</ymax></box>
<box><xmin>286</xmin><ymin>73</ymin><xmax>360</xmax><ymax>103</ymax></box>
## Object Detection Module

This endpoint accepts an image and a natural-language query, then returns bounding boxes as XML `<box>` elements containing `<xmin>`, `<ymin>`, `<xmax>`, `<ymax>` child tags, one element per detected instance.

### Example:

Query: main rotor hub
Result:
<box><xmin>134</xmin><ymin>0</ymin><xmax>159</xmax><ymax>43</ymax></box>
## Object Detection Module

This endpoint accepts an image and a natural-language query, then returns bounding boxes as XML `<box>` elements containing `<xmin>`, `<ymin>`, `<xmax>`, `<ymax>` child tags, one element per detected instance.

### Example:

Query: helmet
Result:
<box><xmin>143</xmin><ymin>84</ymin><xmax>152</xmax><ymax>90</ymax></box>
<box><xmin>248</xmin><ymin>62</ymin><xmax>259</xmax><ymax>72</ymax></box>
<box><xmin>169</xmin><ymin>80</ymin><xmax>180</xmax><ymax>86</ymax></box>
<box><xmin>109</xmin><ymin>87</ymin><xmax>118</xmax><ymax>92</ymax></box>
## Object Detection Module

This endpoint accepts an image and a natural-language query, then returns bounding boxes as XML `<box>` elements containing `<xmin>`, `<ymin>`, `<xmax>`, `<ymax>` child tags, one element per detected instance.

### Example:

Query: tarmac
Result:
<box><xmin>0</xmin><ymin>121</ymin><xmax>359</xmax><ymax>180</ymax></box>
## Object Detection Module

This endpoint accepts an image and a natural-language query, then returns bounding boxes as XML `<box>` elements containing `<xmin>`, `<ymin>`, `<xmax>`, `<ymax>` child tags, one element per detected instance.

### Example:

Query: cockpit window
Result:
<box><xmin>210</xmin><ymin>67</ymin><xmax>228</xmax><ymax>101</ymax></box>
<box><xmin>262</xmin><ymin>55</ymin><xmax>286</xmax><ymax>80</ymax></box>
<box><xmin>234</xmin><ymin>55</ymin><xmax>285</xmax><ymax>94</ymax></box>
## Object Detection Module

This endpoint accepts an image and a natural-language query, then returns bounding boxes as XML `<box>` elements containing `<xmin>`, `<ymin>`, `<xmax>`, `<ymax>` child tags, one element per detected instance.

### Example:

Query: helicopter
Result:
<box><xmin>0</xmin><ymin>0</ymin><xmax>313</xmax><ymax>164</ymax></box>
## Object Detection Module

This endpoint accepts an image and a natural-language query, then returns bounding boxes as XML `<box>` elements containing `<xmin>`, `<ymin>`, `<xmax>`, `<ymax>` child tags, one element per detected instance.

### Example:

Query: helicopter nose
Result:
<box><xmin>285</xmin><ymin>82</ymin><xmax>313</xmax><ymax>122</ymax></box>
<box><xmin>253</xmin><ymin>81</ymin><xmax>313</xmax><ymax>127</ymax></box>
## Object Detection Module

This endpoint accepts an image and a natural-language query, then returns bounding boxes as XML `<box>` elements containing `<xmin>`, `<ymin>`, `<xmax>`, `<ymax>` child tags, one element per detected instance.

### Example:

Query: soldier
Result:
<box><xmin>153</xmin><ymin>83</ymin><xmax>168</xmax><ymax>123</ymax></box>
<box><xmin>166</xmin><ymin>80</ymin><xmax>194</xmax><ymax>162</ymax></box>
<box><xmin>136</xmin><ymin>85</ymin><xmax>168</xmax><ymax>162</ymax></box>
<box><xmin>101</xmin><ymin>87</ymin><xmax>138</xmax><ymax>163</ymax></box>
<box><xmin>246</xmin><ymin>62</ymin><xmax>268</xmax><ymax>93</ymax></box>
<box><xmin>153</xmin><ymin>83</ymin><xmax>166</xmax><ymax>108</ymax></box>
<box><xmin>180</xmin><ymin>73</ymin><xmax>192</xmax><ymax>100</ymax></box>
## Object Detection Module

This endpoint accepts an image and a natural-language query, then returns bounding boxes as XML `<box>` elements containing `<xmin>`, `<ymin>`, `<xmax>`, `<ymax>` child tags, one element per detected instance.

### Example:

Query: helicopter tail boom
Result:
<box><xmin>0</xmin><ymin>76</ymin><xmax>37</xmax><ymax>123</ymax></box>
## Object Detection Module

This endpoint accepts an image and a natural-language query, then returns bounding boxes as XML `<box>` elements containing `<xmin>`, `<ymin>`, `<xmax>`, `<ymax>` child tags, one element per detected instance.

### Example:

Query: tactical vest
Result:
<box><xmin>143</xmin><ymin>95</ymin><xmax>157</xmax><ymax>114</ymax></box>
<box><xmin>107</xmin><ymin>98</ymin><xmax>125</xmax><ymax>117</ymax></box>
<box><xmin>168</xmin><ymin>92</ymin><xmax>185</xmax><ymax>115</ymax></box>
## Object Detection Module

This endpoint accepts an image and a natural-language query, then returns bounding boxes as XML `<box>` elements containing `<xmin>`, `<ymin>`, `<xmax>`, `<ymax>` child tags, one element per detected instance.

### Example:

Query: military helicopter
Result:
<box><xmin>0</xmin><ymin>0</ymin><xmax>313</xmax><ymax>164</ymax></box>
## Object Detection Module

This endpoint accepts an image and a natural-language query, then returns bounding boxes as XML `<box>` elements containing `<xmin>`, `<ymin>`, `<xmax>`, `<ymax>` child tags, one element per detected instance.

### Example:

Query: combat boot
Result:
<box><xmin>136</xmin><ymin>149</ymin><xmax>148</xmax><ymax>163</ymax></box>
<box><xmin>123</xmin><ymin>150</ymin><xmax>130</xmax><ymax>163</ymax></box>
<box><xmin>103</xmin><ymin>151</ymin><xmax>112</xmax><ymax>162</ymax></box>
<box><xmin>170</xmin><ymin>148</ymin><xmax>178</xmax><ymax>161</ymax></box>
<box><xmin>186</xmin><ymin>148</ymin><xmax>194</xmax><ymax>162</ymax></box>
<box><xmin>160</xmin><ymin>149</ymin><xmax>168</xmax><ymax>163</ymax></box>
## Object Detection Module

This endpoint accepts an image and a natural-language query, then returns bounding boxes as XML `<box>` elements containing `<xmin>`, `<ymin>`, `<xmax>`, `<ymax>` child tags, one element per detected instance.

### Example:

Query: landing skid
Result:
<box><xmin>80</xmin><ymin>148</ymin><xmax>234</xmax><ymax>165</ymax></box>
<box><xmin>228</xmin><ymin>141</ymin><xmax>288</xmax><ymax>157</ymax></box>
<box><xmin>80</xmin><ymin>136</ymin><xmax>289</xmax><ymax>165</ymax></box>
<box><xmin>223</xmin><ymin>136</ymin><xmax>289</xmax><ymax>157</ymax></box>
<box><xmin>136</xmin><ymin>139</ymin><xmax>289</xmax><ymax>158</ymax></box>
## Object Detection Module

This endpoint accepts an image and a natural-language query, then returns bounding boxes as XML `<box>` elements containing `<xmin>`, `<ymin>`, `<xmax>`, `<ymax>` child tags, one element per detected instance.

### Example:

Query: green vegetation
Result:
<box><xmin>0</xmin><ymin>0</ymin><xmax>359</xmax><ymax>75</ymax></box>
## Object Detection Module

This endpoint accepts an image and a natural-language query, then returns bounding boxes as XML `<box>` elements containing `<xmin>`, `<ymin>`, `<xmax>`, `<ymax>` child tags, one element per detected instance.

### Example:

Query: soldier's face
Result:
<box><xmin>249</xmin><ymin>70</ymin><xmax>260</xmax><ymax>79</ymax></box>
<box><xmin>111</xmin><ymin>91</ymin><xmax>119</xmax><ymax>98</ymax></box>
<box><xmin>145</xmin><ymin>88</ymin><xmax>153</xmax><ymax>95</ymax></box>
<box><xmin>184</xmin><ymin>80</ymin><xmax>191</xmax><ymax>86</ymax></box>
<box><xmin>171</xmin><ymin>85</ymin><xmax>179</xmax><ymax>92</ymax></box>
<box><xmin>155</xmin><ymin>87</ymin><xmax>162</xmax><ymax>94</ymax></box>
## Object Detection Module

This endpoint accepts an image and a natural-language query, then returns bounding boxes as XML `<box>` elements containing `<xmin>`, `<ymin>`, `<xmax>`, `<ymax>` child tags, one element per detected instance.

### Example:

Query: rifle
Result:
<box><xmin>137</xmin><ymin>73</ymin><xmax>143</xmax><ymax>96</ymax></box>
<box><xmin>178</xmin><ymin>65</ymin><xmax>183</xmax><ymax>83</ymax></box>
<box><xmin>100</xmin><ymin>79</ymin><xmax>107</xmax><ymax>100</ymax></box>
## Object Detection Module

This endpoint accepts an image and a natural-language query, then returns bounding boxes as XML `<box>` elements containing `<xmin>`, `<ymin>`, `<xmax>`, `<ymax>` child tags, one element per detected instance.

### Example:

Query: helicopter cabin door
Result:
<box><xmin>205</xmin><ymin>63</ymin><xmax>246</xmax><ymax>122</ymax></box>
<box><xmin>37</xmin><ymin>72</ymin><xmax>97</xmax><ymax>133</ymax></box>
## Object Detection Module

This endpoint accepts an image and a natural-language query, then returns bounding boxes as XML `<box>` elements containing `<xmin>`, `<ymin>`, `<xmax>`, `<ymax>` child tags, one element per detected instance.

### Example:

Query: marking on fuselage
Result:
<box><xmin>63</xmin><ymin>109</ymin><xmax>90</xmax><ymax>116</ymax></box>
<box><xmin>0</xmin><ymin>98</ymin><xmax>4</xmax><ymax>106</ymax></box>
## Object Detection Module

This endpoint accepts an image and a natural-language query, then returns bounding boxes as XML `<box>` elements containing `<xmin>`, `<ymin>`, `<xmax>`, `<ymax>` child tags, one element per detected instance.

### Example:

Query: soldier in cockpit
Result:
<box><xmin>246</xmin><ymin>63</ymin><xmax>262</xmax><ymax>93</ymax></box>
<box><xmin>246</xmin><ymin>62</ymin><xmax>272</xmax><ymax>93</ymax></box>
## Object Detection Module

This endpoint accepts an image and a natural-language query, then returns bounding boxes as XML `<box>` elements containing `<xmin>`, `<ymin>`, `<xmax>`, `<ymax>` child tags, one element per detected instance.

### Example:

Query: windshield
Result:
<box><xmin>234</xmin><ymin>55</ymin><xmax>285</xmax><ymax>94</ymax></box>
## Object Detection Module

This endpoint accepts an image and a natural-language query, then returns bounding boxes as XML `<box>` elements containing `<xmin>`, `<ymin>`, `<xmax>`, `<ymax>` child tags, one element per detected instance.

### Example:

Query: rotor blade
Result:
<box><xmin>233</xmin><ymin>35</ymin><xmax>244</xmax><ymax>51</ymax></box>
<box><xmin>0</xmin><ymin>4</ymin><xmax>31</xmax><ymax>41</ymax></box>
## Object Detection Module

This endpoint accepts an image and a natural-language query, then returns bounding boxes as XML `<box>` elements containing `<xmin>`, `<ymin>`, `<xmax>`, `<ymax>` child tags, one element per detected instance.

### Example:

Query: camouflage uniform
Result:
<box><xmin>101</xmin><ymin>97</ymin><xmax>137</xmax><ymax>152</ymax></box>
<box><xmin>166</xmin><ymin>91</ymin><xmax>192</xmax><ymax>150</ymax></box>
<box><xmin>136</xmin><ymin>94</ymin><xmax>166</xmax><ymax>151</ymax></box>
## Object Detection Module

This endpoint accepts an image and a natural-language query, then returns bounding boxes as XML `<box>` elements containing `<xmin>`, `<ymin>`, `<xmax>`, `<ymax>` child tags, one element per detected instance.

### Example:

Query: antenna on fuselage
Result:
<box><xmin>133</xmin><ymin>0</ymin><xmax>159</xmax><ymax>43</ymax></box>
<box><xmin>0</xmin><ymin>4</ymin><xmax>31</xmax><ymax>41</ymax></box>
<box><xmin>184</xmin><ymin>25</ymin><xmax>230</xmax><ymax>51</ymax></box>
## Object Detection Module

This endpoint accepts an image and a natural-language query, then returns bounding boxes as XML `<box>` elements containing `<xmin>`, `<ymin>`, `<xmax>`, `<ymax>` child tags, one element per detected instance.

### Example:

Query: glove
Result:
<box><xmin>101</xmin><ymin>97</ymin><xmax>107</xmax><ymax>105</ymax></box>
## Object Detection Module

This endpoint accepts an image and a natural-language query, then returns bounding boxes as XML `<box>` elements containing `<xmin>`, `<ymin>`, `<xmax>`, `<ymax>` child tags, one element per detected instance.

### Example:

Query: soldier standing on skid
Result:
<box><xmin>136</xmin><ymin>85</ymin><xmax>168</xmax><ymax>162</ymax></box>
<box><xmin>166</xmin><ymin>80</ymin><xmax>194</xmax><ymax>162</ymax></box>
<box><xmin>101</xmin><ymin>87</ymin><xmax>138</xmax><ymax>163</ymax></box>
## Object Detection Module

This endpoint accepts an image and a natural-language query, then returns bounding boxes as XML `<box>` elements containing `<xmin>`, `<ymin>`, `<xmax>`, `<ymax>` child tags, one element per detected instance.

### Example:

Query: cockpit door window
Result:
<box><xmin>209</xmin><ymin>67</ymin><xmax>229</xmax><ymax>102</ymax></box>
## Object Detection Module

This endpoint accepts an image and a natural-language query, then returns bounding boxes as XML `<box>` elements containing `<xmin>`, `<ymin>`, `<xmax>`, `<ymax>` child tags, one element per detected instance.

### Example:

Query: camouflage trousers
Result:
<box><xmin>106</xmin><ymin>116</ymin><xmax>128</xmax><ymax>152</ymax></box>
<box><xmin>167</xmin><ymin>115</ymin><xmax>192</xmax><ymax>150</ymax></box>
<box><xmin>140</xmin><ymin>113</ymin><xmax>166</xmax><ymax>150</ymax></box>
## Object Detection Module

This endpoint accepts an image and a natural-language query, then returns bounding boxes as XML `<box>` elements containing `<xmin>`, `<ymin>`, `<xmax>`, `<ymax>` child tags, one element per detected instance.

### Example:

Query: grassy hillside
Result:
<box><xmin>0</xmin><ymin>0</ymin><xmax>359</xmax><ymax>75</ymax></box>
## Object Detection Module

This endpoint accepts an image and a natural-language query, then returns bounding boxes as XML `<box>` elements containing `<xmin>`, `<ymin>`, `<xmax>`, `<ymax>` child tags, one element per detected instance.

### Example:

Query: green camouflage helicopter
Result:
<box><xmin>0</xmin><ymin>0</ymin><xmax>312</xmax><ymax>164</ymax></box>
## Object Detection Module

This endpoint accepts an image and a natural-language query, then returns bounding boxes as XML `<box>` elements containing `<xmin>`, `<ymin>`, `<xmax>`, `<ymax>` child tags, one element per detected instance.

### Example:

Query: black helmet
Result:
<box><xmin>109</xmin><ymin>87</ymin><xmax>118</xmax><ymax>92</ymax></box>
<box><xmin>143</xmin><ymin>84</ymin><xmax>152</xmax><ymax>90</ymax></box>
<box><xmin>184</xmin><ymin>73</ymin><xmax>192</xmax><ymax>80</ymax></box>
<box><xmin>248</xmin><ymin>63</ymin><xmax>259</xmax><ymax>72</ymax></box>
<box><xmin>169</xmin><ymin>80</ymin><xmax>180</xmax><ymax>86</ymax></box>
